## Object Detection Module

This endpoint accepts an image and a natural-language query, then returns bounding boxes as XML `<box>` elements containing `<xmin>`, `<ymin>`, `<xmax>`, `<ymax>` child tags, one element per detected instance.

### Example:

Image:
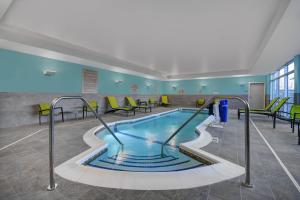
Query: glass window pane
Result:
<box><xmin>279</xmin><ymin>77</ymin><xmax>284</xmax><ymax>91</ymax></box>
<box><xmin>288</xmin><ymin>62</ymin><xmax>294</xmax><ymax>72</ymax></box>
<box><xmin>288</xmin><ymin>73</ymin><xmax>294</xmax><ymax>90</ymax></box>
<box><xmin>279</xmin><ymin>68</ymin><xmax>285</xmax><ymax>76</ymax></box>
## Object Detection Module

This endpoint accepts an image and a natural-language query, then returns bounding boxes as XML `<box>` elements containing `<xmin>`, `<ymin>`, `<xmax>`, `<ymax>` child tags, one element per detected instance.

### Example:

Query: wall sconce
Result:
<box><xmin>115</xmin><ymin>80</ymin><xmax>123</xmax><ymax>87</ymax></box>
<box><xmin>172</xmin><ymin>85</ymin><xmax>177</xmax><ymax>90</ymax></box>
<box><xmin>201</xmin><ymin>84</ymin><xmax>207</xmax><ymax>88</ymax></box>
<box><xmin>146</xmin><ymin>83</ymin><xmax>152</xmax><ymax>88</ymax></box>
<box><xmin>43</xmin><ymin>69</ymin><xmax>56</xmax><ymax>76</ymax></box>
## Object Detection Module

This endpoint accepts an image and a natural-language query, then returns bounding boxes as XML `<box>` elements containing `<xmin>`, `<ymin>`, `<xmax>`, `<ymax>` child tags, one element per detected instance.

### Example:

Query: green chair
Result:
<box><xmin>38</xmin><ymin>103</ymin><xmax>64</xmax><ymax>125</ymax></box>
<box><xmin>290</xmin><ymin>105</ymin><xmax>300</xmax><ymax>145</ymax></box>
<box><xmin>161</xmin><ymin>95</ymin><xmax>171</xmax><ymax>106</ymax></box>
<box><xmin>148</xmin><ymin>98</ymin><xmax>158</xmax><ymax>107</ymax></box>
<box><xmin>83</xmin><ymin>100</ymin><xmax>99</xmax><ymax>118</ymax></box>
<box><xmin>196</xmin><ymin>98</ymin><xmax>206</xmax><ymax>107</ymax></box>
<box><xmin>238</xmin><ymin>97</ymin><xmax>279</xmax><ymax>117</ymax></box>
<box><xmin>238</xmin><ymin>97</ymin><xmax>289</xmax><ymax>128</ymax></box>
<box><xmin>106</xmin><ymin>96</ymin><xmax>135</xmax><ymax>116</ymax></box>
<box><xmin>126</xmin><ymin>97</ymin><xmax>151</xmax><ymax>112</ymax></box>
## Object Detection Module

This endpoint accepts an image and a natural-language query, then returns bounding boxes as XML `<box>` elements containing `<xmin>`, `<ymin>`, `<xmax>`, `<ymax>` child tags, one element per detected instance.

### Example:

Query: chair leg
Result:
<box><xmin>237</xmin><ymin>109</ymin><xmax>240</xmax><ymax>120</ymax></box>
<box><xmin>61</xmin><ymin>112</ymin><xmax>64</xmax><ymax>122</ymax></box>
<box><xmin>39</xmin><ymin>114</ymin><xmax>41</xmax><ymax>125</ymax></box>
<box><xmin>273</xmin><ymin>115</ymin><xmax>276</xmax><ymax>129</ymax></box>
<box><xmin>298</xmin><ymin>123</ymin><xmax>300</xmax><ymax>145</ymax></box>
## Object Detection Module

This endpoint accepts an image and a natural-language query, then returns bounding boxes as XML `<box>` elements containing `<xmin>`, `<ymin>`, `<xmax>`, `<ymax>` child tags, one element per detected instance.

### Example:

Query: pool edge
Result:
<box><xmin>55</xmin><ymin>108</ymin><xmax>245</xmax><ymax>190</ymax></box>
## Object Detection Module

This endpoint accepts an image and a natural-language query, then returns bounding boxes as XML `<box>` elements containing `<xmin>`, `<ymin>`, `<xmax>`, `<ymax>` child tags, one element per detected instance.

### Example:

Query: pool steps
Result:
<box><xmin>87</xmin><ymin>150</ymin><xmax>204</xmax><ymax>172</ymax></box>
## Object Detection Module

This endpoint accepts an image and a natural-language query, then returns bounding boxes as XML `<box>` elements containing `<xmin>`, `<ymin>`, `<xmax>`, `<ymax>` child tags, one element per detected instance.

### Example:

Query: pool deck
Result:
<box><xmin>0</xmin><ymin>107</ymin><xmax>299</xmax><ymax>200</ymax></box>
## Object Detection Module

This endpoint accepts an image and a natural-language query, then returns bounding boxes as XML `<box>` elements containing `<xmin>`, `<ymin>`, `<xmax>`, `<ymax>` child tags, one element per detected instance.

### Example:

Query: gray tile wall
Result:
<box><xmin>0</xmin><ymin>93</ymin><xmax>269</xmax><ymax>128</ymax></box>
<box><xmin>164</xmin><ymin>94</ymin><xmax>249</xmax><ymax>109</ymax></box>
<box><xmin>0</xmin><ymin>93</ymin><xmax>160</xmax><ymax>128</ymax></box>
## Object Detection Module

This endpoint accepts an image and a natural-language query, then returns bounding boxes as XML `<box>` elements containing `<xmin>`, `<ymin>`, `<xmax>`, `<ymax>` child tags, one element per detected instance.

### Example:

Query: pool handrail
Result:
<box><xmin>47</xmin><ymin>96</ymin><xmax>123</xmax><ymax>191</ymax></box>
<box><xmin>161</xmin><ymin>95</ymin><xmax>252</xmax><ymax>188</ymax></box>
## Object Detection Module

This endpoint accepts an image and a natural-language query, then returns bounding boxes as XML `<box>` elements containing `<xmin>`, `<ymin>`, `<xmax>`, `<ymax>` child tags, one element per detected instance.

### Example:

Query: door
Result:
<box><xmin>248</xmin><ymin>82</ymin><xmax>265</xmax><ymax>109</ymax></box>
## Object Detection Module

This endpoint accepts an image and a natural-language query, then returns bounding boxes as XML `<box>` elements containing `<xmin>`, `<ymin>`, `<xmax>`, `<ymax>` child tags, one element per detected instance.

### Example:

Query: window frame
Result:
<box><xmin>269</xmin><ymin>59</ymin><xmax>295</xmax><ymax>118</ymax></box>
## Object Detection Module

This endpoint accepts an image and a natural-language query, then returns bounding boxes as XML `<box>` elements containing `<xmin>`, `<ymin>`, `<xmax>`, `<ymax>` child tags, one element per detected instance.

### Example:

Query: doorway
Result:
<box><xmin>248</xmin><ymin>82</ymin><xmax>265</xmax><ymax>109</ymax></box>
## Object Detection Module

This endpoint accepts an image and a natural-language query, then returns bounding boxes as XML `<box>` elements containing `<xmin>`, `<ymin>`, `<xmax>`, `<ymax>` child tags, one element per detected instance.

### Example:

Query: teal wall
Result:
<box><xmin>0</xmin><ymin>49</ymin><xmax>160</xmax><ymax>94</ymax></box>
<box><xmin>0</xmin><ymin>49</ymin><xmax>82</xmax><ymax>93</ymax></box>
<box><xmin>0</xmin><ymin>48</ymin><xmax>268</xmax><ymax>95</ymax></box>
<box><xmin>161</xmin><ymin>75</ymin><xmax>268</xmax><ymax>95</ymax></box>
<box><xmin>98</xmin><ymin>69</ymin><xmax>161</xmax><ymax>95</ymax></box>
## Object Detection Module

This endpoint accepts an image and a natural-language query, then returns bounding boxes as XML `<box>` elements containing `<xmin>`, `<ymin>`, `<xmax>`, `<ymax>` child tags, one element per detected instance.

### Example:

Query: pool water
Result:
<box><xmin>86</xmin><ymin>109</ymin><xmax>208</xmax><ymax>172</ymax></box>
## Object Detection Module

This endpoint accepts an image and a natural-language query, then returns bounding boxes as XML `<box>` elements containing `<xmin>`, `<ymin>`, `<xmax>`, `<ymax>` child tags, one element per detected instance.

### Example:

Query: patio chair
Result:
<box><xmin>126</xmin><ymin>96</ymin><xmax>151</xmax><ymax>112</ymax></box>
<box><xmin>83</xmin><ymin>99</ymin><xmax>99</xmax><ymax>118</ymax></box>
<box><xmin>196</xmin><ymin>97</ymin><xmax>206</xmax><ymax>108</ymax></box>
<box><xmin>238</xmin><ymin>97</ymin><xmax>289</xmax><ymax>128</ymax></box>
<box><xmin>238</xmin><ymin>97</ymin><xmax>279</xmax><ymax>117</ymax></box>
<box><xmin>38</xmin><ymin>102</ymin><xmax>64</xmax><ymax>125</ymax></box>
<box><xmin>106</xmin><ymin>96</ymin><xmax>135</xmax><ymax>116</ymax></box>
<box><xmin>290</xmin><ymin>104</ymin><xmax>300</xmax><ymax>145</ymax></box>
<box><xmin>161</xmin><ymin>95</ymin><xmax>171</xmax><ymax>106</ymax></box>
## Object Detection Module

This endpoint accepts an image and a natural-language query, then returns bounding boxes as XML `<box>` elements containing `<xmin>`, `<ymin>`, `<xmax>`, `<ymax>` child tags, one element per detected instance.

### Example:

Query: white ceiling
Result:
<box><xmin>0</xmin><ymin>0</ymin><xmax>299</xmax><ymax>80</ymax></box>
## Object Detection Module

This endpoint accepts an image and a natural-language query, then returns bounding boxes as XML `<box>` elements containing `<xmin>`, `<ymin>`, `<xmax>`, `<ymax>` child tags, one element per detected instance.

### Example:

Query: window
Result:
<box><xmin>270</xmin><ymin>61</ymin><xmax>295</xmax><ymax>118</ymax></box>
<box><xmin>82</xmin><ymin>69</ymin><xmax>98</xmax><ymax>93</ymax></box>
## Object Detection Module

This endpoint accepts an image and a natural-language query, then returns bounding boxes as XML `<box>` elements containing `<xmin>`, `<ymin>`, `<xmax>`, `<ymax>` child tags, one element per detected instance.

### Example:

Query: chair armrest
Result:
<box><xmin>294</xmin><ymin>112</ymin><xmax>300</xmax><ymax>120</ymax></box>
<box><xmin>55</xmin><ymin>107</ymin><xmax>64</xmax><ymax>113</ymax></box>
<box><xmin>39</xmin><ymin>108</ymin><xmax>50</xmax><ymax>114</ymax></box>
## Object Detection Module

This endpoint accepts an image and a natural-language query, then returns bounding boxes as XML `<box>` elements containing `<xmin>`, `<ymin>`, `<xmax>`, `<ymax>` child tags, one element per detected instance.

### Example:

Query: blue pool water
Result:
<box><xmin>86</xmin><ymin>109</ymin><xmax>208</xmax><ymax>172</ymax></box>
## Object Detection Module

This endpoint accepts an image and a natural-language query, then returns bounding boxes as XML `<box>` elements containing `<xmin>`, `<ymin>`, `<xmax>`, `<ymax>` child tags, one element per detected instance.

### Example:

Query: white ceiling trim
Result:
<box><xmin>0</xmin><ymin>0</ymin><xmax>14</xmax><ymax>23</ymax></box>
<box><xmin>0</xmin><ymin>24</ymin><xmax>261</xmax><ymax>81</ymax></box>
<box><xmin>0</xmin><ymin>38</ymin><xmax>164</xmax><ymax>80</ymax></box>
<box><xmin>0</xmin><ymin>24</ymin><xmax>166</xmax><ymax>79</ymax></box>
<box><xmin>249</xmin><ymin>0</ymin><xmax>291</xmax><ymax>69</ymax></box>
<box><xmin>166</xmin><ymin>69</ymin><xmax>251</xmax><ymax>80</ymax></box>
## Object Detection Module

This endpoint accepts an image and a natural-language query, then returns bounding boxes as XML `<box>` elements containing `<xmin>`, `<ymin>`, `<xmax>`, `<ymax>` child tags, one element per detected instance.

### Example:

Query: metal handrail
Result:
<box><xmin>47</xmin><ymin>96</ymin><xmax>123</xmax><ymax>191</ymax></box>
<box><xmin>161</xmin><ymin>95</ymin><xmax>252</xmax><ymax>188</ymax></box>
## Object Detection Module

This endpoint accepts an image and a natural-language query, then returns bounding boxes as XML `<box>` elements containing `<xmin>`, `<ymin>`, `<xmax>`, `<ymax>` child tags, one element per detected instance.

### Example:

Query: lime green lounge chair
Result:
<box><xmin>196</xmin><ymin>98</ymin><xmax>206</xmax><ymax>107</ymax></box>
<box><xmin>106</xmin><ymin>96</ymin><xmax>135</xmax><ymax>116</ymax></box>
<box><xmin>148</xmin><ymin>98</ymin><xmax>158</xmax><ymax>107</ymax></box>
<box><xmin>83</xmin><ymin>100</ymin><xmax>99</xmax><ymax>118</ymax></box>
<box><xmin>161</xmin><ymin>95</ymin><xmax>171</xmax><ymax>106</ymax></box>
<box><xmin>290</xmin><ymin>104</ymin><xmax>300</xmax><ymax>145</ymax></box>
<box><xmin>126</xmin><ymin>96</ymin><xmax>151</xmax><ymax>112</ymax></box>
<box><xmin>238</xmin><ymin>97</ymin><xmax>279</xmax><ymax>118</ymax></box>
<box><xmin>238</xmin><ymin>97</ymin><xmax>289</xmax><ymax>128</ymax></box>
<box><xmin>38</xmin><ymin>102</ymin><xmax>64</xmax><ymax>125</ymax></box>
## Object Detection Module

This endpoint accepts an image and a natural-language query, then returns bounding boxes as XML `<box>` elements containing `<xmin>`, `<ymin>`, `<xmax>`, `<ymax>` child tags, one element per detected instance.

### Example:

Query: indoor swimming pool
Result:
<box><xmin>85</xmin><ymin>109</ymin><xmax>208</xmax><ymax>172</ymax></box>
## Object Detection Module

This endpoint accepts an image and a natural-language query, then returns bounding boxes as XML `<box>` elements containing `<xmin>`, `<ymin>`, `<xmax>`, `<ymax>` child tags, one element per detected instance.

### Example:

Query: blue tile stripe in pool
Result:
<box><xmin>97</xmin><ymin>159</ymin><xmax>191</xmax><ymax>168</ymax></box>
<box><xmin>106</xmin><ymin>157</ymin><xmax>177</xmax><ymax>164</ymax></box>
<box><xmin>87</xmin><ymin>152</ymin><xmax>204</xmax><ymax>172</ymax></box>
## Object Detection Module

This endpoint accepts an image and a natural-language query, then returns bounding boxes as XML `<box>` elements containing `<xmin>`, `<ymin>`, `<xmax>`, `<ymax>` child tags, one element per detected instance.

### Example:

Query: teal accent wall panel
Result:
<box><xmin>161</xmin><ymin>75</ymin><xmax>268</xmax><ymax>95</ymax></box>
<box><xmin>98</xmin><ymin>69</ymin><xmax>161</xmax><ymax>94</ymax></box>
<box><xmin>0</xmin><ymin>48</ymin><xmax>268</xmax><ymax>95</ymax></box>
<box><xmin>0</xmin><ymin>48</ymin><xmax>160</xmax><ymax>94</ymax></box>
<box><xmin>0</xmin><ymin>49</ymin><xmax>82</xmax><ymax>93</ymax></box>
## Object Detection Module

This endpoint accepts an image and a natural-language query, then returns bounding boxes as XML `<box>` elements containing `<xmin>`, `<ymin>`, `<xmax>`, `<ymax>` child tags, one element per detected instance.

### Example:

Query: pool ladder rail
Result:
<box><xmin>161</xmin><ymin>96</ymin><xmax>252</xmax><ymax>188</ymax></box>
<box><xmin>47</xmin><ymin>96</ymin><xmax>123</xmax><ymax>191</ymax></box>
